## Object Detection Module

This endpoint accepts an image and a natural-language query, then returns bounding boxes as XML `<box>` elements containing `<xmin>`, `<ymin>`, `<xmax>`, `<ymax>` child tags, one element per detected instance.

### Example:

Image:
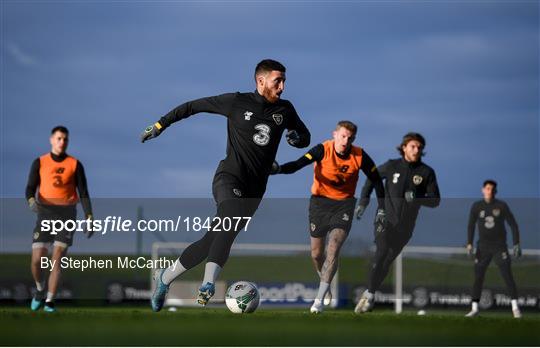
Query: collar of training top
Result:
<box><xmin>50</xmin><ymin>152</ymin><xmax>68</xmax><ymax>162</ymax></box>
<box><xmin>334</xmin><ymin>144</ymin><xmax>352</xmax><ymax>159</ymax></box>
<box><xmin>253</xmin><ymin>90</ymin><xmax>274</xmax><ymax>105</ymax></box>
<box><xmin>401</xmin><ymin>157</ymin><xmax>422</xmax><ymax>168</ymax></box>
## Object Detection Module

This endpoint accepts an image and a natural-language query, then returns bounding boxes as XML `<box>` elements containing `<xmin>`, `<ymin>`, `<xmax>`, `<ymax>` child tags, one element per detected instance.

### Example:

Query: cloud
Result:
<box><xmin>159</xmin><ymin>168</ymin><xmax>214</xmax><ymax>197</ymax></box>
<box><xmin>6</xmin><ymin>43</ymin><xmax>38</xmax><ymax>67</ymax></box>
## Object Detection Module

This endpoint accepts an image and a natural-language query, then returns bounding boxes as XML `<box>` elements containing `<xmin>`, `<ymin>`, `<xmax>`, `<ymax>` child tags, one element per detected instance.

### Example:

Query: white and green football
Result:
<box><xmin>225</xmin><ymin>281</ymin><xmax>260</xmax><ymax>314</ymax></box>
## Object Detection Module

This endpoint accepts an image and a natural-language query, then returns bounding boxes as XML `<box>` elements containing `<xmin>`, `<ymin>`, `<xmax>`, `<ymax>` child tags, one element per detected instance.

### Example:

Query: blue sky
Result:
<box><xmin>1</xmin><ymin>1</ymin><xmax>539</xmax><ymax>199</ymax></box>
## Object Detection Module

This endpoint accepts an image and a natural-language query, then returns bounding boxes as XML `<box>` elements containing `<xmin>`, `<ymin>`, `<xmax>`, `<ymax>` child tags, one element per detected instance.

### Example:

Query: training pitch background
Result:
<box><xmin>1</xmin><ymin>307</ymin><xmax>540</xmax><ymax>346</ymax></box>
<box><xmin>1</xmin><ymin>3</ymin><xmax>539</xmax><ymax>346</ymax></box>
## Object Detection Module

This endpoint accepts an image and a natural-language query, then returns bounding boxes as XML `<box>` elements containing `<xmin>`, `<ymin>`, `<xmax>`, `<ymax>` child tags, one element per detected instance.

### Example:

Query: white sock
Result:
<box><xmin>315</xmin><ymin>282</ymin><xmax>330</xmax><ymax>301</ymax></box>
<box><xmin>364</xmin><ymin>290</ymin><xmax>374</xmax><ymax>299</ymax></box>
<box><xmin>472</xmin><ymin>301</ymin><xmax>479</xmax><ymax>312</ymax></box>
<box><xmin>35</xmin><ymin>281</ymin><xmax>45</xmax><ymax>292</ymax></box>
<box><xmin>161</xmin><ymin>259</ymin><xmax>187</xmax><ymax>285</ymax></box>
<box><xmin>46</xmin><ymin>292</ymin><xmax>54</xmax><ymax>302</ymax></box>
<box><xmin>511</xmin><ymin>299</ymin><xmax>519</xmax><ymax>311</ymax></box>
<box><xmin>202</xmin><ymin>262</ymin><xmax>222</xmax><ymax>285</ymax></box>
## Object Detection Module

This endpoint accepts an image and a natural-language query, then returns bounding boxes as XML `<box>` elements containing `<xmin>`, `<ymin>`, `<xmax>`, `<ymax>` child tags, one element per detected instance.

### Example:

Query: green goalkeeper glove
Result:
<box><xmin>354</xmin><ymin>205</ymin><xmax>366</xmax><ymax>220</ymax></box>
<box><xmin>466</xmin><ymin>244</ymin><xmax>474</xmax><ymax>258</ymax></box>
<box><xmin>286</xmin><ymin>130</ymin><xmax>300</xmax><ymax>146</ymax></box>
<box><xmin>28</xmin><ymin>197</ymin><xmax>39</xmax><ymax>214</ymax></box>
<box><xmin>270</xmin><ymin>161</ymin><xmax>281</xmax><ymax>175</ymax></box>
<box><xmin>141</xmin><ymin>122</ymin><xmax>164</xmax><ymax>143</ymax></box>
<box><xmin>374</xmin><ymin>209</ymin><xmax>387</xmax><ymax>235</ymax></box>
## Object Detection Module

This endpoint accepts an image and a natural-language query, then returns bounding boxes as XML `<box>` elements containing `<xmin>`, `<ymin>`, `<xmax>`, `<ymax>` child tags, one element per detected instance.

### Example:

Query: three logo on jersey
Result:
<box><xmin>479</xmin><ymin>209</ymin><xmax>500</xmax><ymax>229</ymax></box>
<box><xmin>244</xmin><ymin>110</ymin><xmax>283</xmax><ymax>146</ymax></box>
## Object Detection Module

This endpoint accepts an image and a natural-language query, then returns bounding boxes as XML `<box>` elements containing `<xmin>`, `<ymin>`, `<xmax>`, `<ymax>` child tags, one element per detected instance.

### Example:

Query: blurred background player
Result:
<box><xmin>25</xmin><ymin>126</ymin><xmax>94</xmax><ymax>312</ymax></box>
<box><xmin>141</xmin><ymin>59</ymin><xmax>310</xmax><ymax>311</ymax></box>
<box><xmin>354</xmin><ymin>132</ymin><xmax>440</xmax><ymax>313</ymax></box>
<box><xmin>271</xmin><ymin>120</ymin><xmax>384</xmax><ymax>314</ymax></box>
<box><xmin>465</xmin><ymin>179</ymin><xmax>522</xmax><ymax>318</ymax></box>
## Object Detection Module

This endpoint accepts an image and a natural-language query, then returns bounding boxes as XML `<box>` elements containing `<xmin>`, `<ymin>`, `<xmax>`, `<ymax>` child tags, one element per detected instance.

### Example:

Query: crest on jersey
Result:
<box><xmin>392</xmin><ymin>173</ymin><xmax>400</xmax><ymax>184</ymax></box>
<box><xmin>233</xmin><ymin>188</ymin><xmax>242</xmax><ymax>197</ymax></box>
<box><xmin>342</xmin><ymin>213</ymin><xmax>349</xmax><ymax>222</ymax></box>
<box><xmin>493</xmin><ymin>208</ymin><xmax>500</xmax><ymax>217</ymax></box>
<box><xmin>479</xmin><ymin>210</ymin><xmax>485</xmax><ymax>218</ymax></box>
<box><xmin>244</xmin><ymin>111</ymin><xmax>253</xmax><ymax>120</ymax></box>
<box><xmin>413</xmin><ymin>175</ymin><xmax>423</xmax><ymax>185</ymax></box>
<box><xmin>310</xmin><ymin>223</ymin><xmax>316</xmax><ymax>232</ymax></box>
<box><xmin>272</xmin><ymin>114</ymin><xmax>283</xmax><ymax>125</ymax></box>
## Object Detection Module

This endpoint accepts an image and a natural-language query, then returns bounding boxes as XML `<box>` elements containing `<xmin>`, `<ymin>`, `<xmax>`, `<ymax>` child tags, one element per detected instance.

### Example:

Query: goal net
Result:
<box><xmin>391</xmin><ymin>246</ymin><xmax>540</xmax><ymax>313</ymax></box>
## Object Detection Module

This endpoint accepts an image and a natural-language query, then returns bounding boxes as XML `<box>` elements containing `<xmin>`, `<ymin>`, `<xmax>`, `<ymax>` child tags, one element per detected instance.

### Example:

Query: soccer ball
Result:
<box><xmin>225</xmin><ymin>281</ymin><xmax>260</xmax><ymax>314</ymax></box>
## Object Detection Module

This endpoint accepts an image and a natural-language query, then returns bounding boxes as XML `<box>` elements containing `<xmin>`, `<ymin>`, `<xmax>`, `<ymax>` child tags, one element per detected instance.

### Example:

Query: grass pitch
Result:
<box><xmin>1</xmin><ymin>306</ymin><xmax>539</xmax><ymax>346</ymax></box>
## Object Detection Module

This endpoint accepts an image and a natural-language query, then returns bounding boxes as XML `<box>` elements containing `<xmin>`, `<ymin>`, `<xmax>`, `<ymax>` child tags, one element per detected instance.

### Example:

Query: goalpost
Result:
<box><xmin>393</xmin><ymin>246</ymin><xmax>540</xmax><ymax>314</ymax></box>
<box><xmin>151</xmin><ymin>242</ymin><xmax>340</xmax><ymax>308</ymax></box>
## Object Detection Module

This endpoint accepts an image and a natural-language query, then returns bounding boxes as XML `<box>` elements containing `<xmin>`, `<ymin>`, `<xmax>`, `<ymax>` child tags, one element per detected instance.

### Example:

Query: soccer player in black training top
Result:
<box><xmin>271</xmin><ymin>120</ymin><xmax>385</xmax><ymax>314</ymax></box>
<box><xmin>141</xmin><ymin>59</ymin><xmax>310</xmax><ymax>311</ymax></box>
<box><xmin>354</xmin><ymin>132</ymin><xmax>440</xmax><ymax>313</ymax></box>
<box><xmin>465</xmin><ymin>180</ymin><xmax>522</xmax><ymax>318</ymax></box>
<box><xmin>26</xmin><ymin>126</ymin><xmax>94</xmax><ymax>313</ymax></box>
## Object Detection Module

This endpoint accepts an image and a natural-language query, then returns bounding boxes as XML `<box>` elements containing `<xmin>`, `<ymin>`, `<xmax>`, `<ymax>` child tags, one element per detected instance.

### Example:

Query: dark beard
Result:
<box><xmin>262</xmin><ymin>86</ymin><xmax>279</xmax><ymax>103</ymax></box>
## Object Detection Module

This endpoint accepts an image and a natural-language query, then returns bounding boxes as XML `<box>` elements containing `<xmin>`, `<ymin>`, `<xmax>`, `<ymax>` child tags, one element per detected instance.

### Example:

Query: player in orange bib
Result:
<box><xmin>25</xmin><ymin>126</ymin><xmax>94</xmax><ymax>312</ymax></box>
<box><xmin>271</xmin><ymin>120</ymin><xmax>385</xmax><ymax>313</ymax></box>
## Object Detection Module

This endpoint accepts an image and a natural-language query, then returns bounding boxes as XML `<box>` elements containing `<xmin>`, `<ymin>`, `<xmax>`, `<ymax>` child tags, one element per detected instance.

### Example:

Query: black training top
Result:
<box><xmin>467</xmin><ymin>198</ymin><xmax>520</xmax><ymax>248</ymax></box>
<box><xmin>158</xmin><ymin>91</ymin><xmax>310</xmax><ymax>195</ymax></box>
<box><xmin>359</xmin><ymin>158</ymin><xmax>440</xmax><ymax>232</ymax></box>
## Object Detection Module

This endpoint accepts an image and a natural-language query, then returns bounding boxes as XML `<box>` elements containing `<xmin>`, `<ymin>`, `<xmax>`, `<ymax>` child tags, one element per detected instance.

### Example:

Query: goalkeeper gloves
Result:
<box><xmin>141</xmin><ymin>122</ymin><xmax>163</xmax><ymax>143</ymax></box>
<box><xmin>513</xmin><ymin>244</ymin><xmax>522</xmax><ymax>258</ymax></box>
<box><xmin>374</xmin><ymin>209</ymin><xmax>387</xmax><ymax>235</ymax></box>
<box><xmin>286</xmin><ymin>130</ymin><xmax>301</xmax><ymax>146</ymax></box>
<box><xmin>28</xmin><ymin>197</ymin><xmax>39</xmax><ymax>214</ymax></box>
<box><xmin>84</xmin><ymin>214</ymin><xmax>95</xmax><ymax>239</ymax></box>
<box><xmin>466</xmin><ymin>244</ymin><xmax>474</xmax><ymax>258</ymax></box>
<box><xmin>354</xmin><ymin>205</ymin><xmax>366</xmax><ymax>220</ymax></box>
<box><xmin>270</xmin><ymin>161</ymin><xmax>281</xmax><ymax>175</ymax></box>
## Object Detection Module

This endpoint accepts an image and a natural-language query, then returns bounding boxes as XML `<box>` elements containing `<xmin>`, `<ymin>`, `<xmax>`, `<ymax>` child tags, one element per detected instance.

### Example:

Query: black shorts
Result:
<box><xmin>212</xmin><ymin>172</ymin><xmax>262</xmax><ymax>222</ymax></box>
<box><xmin>475</xmin><ymin>245</ymin><xmax>512</xmax><ymax>268</ymax></box>
<box><xmin>33</xmin><ymin>205</ymin><xmax>77</xmax><ymax>247</ymax></box>
<box><xmin>308</xmin><ymin>195</ymin><xmax>356</xmax><ymax>238</ymax></box>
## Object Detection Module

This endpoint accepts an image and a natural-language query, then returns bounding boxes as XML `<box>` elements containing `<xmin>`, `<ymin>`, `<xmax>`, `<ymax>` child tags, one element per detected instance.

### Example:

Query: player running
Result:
<box><xmin>271</xmin><ymin>120</ymin><xmax>384</xmax><ymax>314</ymax></box>
<box><xmin>25</xmin><ymin>126</ymin><xmax>94</xmax><ymax>312</ymax></box>
<box><xmin>141</xmin><ymin>59</ymin><xmax>310</xmax><ymax>311</ymax></box>
<box><xmin>465</xmin><ymin>180</ymin><xmax>522</xmax><ymax>318</ymax></box>
<box><xmin>354</xmin><ymin>132</ymin><xmax>440</xmax><ymax>313</ymax></box>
